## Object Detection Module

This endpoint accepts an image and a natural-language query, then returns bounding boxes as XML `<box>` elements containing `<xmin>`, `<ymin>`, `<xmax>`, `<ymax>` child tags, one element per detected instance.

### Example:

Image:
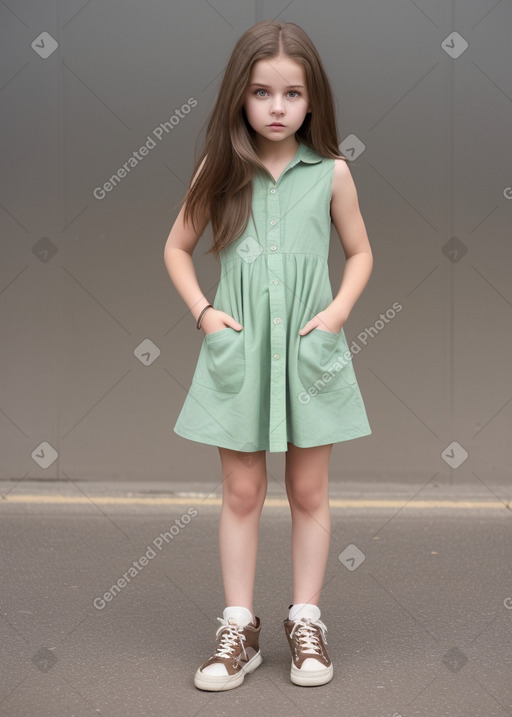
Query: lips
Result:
<box><xmin>269</xmin><ymin>123</ymin><xmax>284</xmax><ymax>127</ymax></box>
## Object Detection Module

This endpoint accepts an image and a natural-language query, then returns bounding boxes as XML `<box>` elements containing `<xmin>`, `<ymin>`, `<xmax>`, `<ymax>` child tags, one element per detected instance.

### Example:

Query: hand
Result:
<box><xmin>298</xmin><ymin>307</ymin><xmax>348</xmax><ymax>336</ymax></box>
<box><xmin>201</xmin><ymin>308</ymin><xmax>243</xmax><ymax>335</ymax></box>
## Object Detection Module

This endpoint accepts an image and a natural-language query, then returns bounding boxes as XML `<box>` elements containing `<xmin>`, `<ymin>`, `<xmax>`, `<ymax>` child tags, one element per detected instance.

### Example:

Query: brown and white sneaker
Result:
<box><xmin>283</xmin><ymin>604</ymin><xmax>333</xmax><ymax>686</ymax></box>
<box><xmin>194</xmin><ymin>606</ymin><xmax>262</xmax><ymax>691</ymax></box>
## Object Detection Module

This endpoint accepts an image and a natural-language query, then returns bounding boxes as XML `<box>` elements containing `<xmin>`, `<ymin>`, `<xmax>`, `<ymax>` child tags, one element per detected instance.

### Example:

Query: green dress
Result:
<box><xmin>173</xmin><ymin>140</ymin><xmax>372</xmax><ymax>452</ymax></box>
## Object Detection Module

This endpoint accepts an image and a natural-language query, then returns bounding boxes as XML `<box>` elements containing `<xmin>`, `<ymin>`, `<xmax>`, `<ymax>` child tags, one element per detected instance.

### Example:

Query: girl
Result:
<box><xmin>163</xmin><ymin>20</ymin><xmax>373</xmax><ymax>691</ymax></box>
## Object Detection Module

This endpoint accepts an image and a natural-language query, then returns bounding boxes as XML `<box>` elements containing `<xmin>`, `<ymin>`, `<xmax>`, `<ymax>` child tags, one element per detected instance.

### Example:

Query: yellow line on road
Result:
<box><xmin>0</xmin><ymin>495</ymin><xmax>509</xmax><ymax>509</ymax></box>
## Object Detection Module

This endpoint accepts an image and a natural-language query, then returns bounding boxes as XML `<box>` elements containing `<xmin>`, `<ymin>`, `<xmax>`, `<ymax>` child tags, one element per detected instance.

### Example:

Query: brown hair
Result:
<box><xmin>180</xmin><ymin>20</ymin><xmax>344</xmax><ymax>258</ymax></box>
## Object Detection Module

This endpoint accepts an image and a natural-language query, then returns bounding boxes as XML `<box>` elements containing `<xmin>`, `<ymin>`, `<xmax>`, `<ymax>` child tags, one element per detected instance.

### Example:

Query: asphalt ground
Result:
<box><xmin>1</xmin><ymin>479</ymin><xmax>511</xmax><ymax>717</ymax></box>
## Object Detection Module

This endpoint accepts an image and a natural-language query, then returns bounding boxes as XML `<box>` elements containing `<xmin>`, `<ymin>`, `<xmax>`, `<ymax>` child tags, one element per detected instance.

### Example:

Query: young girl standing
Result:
<box><xmin>164</xmin><ymin>20</ymin><xmax>373</xmax><ymax>691</ymax></box>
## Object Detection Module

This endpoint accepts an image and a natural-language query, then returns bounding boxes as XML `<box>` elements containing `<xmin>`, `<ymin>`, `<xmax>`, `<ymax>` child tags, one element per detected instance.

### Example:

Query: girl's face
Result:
<box><xmin>243</xmin><ymin>54</ymin><xmax>311</xmax><ymax>146</ymax></box>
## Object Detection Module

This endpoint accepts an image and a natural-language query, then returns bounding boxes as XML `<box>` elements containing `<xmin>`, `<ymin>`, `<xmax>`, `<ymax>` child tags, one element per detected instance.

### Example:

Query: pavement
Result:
<box><xmin>1</xmin><ymin>479</ymin><xmax>511</xmax><ymax>717</ymax></box>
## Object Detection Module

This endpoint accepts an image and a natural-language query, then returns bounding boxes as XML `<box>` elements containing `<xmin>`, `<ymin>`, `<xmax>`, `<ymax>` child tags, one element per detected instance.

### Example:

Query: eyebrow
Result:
<box><xmin>248</xmin><ymin>83</ymin><xmax>304</xmax><ymax>89</ymax></box>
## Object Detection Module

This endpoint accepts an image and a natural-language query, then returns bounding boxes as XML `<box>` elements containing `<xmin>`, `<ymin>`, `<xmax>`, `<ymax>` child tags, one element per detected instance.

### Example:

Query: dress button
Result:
<box><xmin>270</xmin><ymin>245</ymin><xmax>277</xmax><ymax>251</ymax></box>
<box><xmin>272</xmin><ymin>280</ymin><xmax>279</xmax><ymax>285</ymax></box>
<box><xmin>273</xmin><ymin>353</ymin><xmax>280</xmax><ymax>359</ymax></box>
<box><xmin>270</xmin><ymin>220</ymin><xmax>276</xmax><ymax>225</ymax></box>
<box><xmin>270</xmin><ymin>188</ymin><xmax>276</xmax><ymax>194</ymax></box>
<box><xmin>273</xmin><ymin>317</ymin><xmax>281</xmax><ymax>324</ymax></box>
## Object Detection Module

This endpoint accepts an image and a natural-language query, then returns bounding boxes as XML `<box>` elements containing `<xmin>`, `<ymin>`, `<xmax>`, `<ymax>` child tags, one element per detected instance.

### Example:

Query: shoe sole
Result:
<box><xmin>290</xmin><ymin>661</ymin><xmax>333</xmax><ymax>686</ymax></box>
<box><xmin>194</xmin><ymin>651</ymin><xmax>263</xmax><ymax>691</ymax></box>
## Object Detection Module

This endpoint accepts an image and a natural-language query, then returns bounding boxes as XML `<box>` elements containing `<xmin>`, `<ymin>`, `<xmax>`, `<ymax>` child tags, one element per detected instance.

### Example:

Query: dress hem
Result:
<box><xmin>173</xmin><ymin>425</ymin><xmax>372</xmax><ymax>453</ymax></box>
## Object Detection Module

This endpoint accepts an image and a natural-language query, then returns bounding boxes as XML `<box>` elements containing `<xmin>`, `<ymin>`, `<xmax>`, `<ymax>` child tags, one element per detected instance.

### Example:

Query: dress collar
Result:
<box><xmin>254</xmin><ymin>139</ymin><xmax>323</xmax><ymax>185</ymax></box>
<box><xmin>296</xmin><ymin>140</ymin><xmax>323</xmax><ymax>164</ymax></box>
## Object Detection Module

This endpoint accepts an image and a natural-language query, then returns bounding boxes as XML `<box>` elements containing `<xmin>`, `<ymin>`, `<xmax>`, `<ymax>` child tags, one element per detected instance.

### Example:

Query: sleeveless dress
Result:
<box><xmin>173</xmin><ymin>140</ymin><xmax>372</xmax><ymax>452</ymax></box>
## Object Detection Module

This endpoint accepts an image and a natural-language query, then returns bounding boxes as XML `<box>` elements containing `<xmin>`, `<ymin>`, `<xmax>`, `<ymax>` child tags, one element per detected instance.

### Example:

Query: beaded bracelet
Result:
<box><xmin>196</xmin><ymin>303</ymin><xmax>213</xmax><ymax>330</ymax></box>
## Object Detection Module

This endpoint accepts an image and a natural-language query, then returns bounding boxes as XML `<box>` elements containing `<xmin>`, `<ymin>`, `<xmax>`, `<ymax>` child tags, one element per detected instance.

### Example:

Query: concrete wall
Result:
<box><xmin>1</xmin><ymin>0</ymin><xmax>510</xmax><ymax>487</ymax></box>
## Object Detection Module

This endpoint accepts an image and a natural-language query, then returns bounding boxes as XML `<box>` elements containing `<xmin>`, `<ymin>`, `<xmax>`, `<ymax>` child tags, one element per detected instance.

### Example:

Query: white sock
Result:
<box><xmin>288</xmin><ymin>603</ymin><xmax>321</xmax><ymax>622</ymax></box>
<box><xmin>223</xmin><ymin>605</ymin><xmax>255</xmax><ymax>626</ymax></box>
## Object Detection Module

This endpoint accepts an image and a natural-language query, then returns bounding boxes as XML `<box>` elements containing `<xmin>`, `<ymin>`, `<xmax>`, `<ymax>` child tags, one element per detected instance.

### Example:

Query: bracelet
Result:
<box><xmin>196</xmin><ymin>304</ymin><xmax>213</xmax><ymax>330</ymax></box>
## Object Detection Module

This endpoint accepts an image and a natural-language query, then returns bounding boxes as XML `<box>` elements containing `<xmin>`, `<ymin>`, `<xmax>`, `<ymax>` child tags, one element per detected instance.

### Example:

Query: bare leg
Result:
<box><xmin>285</xmin><ymin>442</ymin><xmax>333</xmax><ymax>606</ymax></box>
<box><xmin>217</xmin><ymin>447</ymin><xmax>267</xmax><ymax>621</ymax></box>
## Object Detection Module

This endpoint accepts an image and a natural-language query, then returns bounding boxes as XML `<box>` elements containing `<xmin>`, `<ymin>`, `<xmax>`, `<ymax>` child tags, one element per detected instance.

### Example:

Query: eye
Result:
<box><xmin>251</xmin><ymin>89</ymin><xmax>302</xmax><ymax>98</ymax></box>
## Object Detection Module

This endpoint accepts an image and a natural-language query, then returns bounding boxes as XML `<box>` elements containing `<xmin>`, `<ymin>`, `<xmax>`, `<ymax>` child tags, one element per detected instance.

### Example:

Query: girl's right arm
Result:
<box><xmin>163</xmin><ymin>198</ymin><xmax>211</xmax><ymax>325</ymax></box>
<box><xmin>163</xmin><ymin>162</ymin><xmax>241</xmax><ymax>333</ymax></box>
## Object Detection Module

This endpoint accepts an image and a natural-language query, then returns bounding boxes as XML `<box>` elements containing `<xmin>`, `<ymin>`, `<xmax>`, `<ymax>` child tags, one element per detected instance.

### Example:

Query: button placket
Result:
<box><xmin>267</xmin><ymin>181</ymin><xmax>286</xmax><ymax>450</ymax></box>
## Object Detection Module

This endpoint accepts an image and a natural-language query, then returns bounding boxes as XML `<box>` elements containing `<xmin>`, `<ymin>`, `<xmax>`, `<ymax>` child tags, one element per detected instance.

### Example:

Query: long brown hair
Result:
<box><xmin>181</xmin><ymin>20</ymin><xmax>344</xmax><ymax>258</ymax></box>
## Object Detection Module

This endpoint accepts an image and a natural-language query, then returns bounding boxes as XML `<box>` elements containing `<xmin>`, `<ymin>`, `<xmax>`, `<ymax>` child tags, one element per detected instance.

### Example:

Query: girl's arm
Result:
<box><xmin>163</xmin><ymin>161</ymin><xmax>242</xmax><ymax>333</ymax></box>
<box><xmin>304</xmin><ymin>158</ymin><xmax>373</xmax><ymax>334</ymax></box>
<box><xmin>163</xmin><ymin>197</ymin><xmax>212</xmax><ymax>324</ymax></box>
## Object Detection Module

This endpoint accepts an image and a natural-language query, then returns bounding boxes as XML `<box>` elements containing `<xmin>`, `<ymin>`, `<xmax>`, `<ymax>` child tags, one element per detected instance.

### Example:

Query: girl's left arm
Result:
<box><xmin>310</xmin><ymin>158</ymin><xmax>373</xmax><ymax>334</ymax></box>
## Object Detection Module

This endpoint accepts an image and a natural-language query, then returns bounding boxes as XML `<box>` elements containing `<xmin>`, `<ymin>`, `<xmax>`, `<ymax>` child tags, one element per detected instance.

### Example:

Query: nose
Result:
<box><xmin>270</xmin><ymin>94</ymin><xmax>285</xmax><ymax>114</ymax></box>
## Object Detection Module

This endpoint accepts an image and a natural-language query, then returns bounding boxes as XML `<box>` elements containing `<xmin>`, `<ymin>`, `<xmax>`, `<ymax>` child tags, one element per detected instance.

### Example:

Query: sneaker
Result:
<box><xmin>194</xmin><ymin>609</ymin><xmax>263</xmax><ymax>691</ymax></box>
<box><xmin>283</xmin><ymin>604</ymin><xmax>333</xmax><ymax>686</ymax></box>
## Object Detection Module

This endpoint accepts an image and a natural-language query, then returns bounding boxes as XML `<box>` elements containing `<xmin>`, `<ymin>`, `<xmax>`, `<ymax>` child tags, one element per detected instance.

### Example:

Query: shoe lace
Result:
<box><xmin>290</xmin><ymin>617</ymin><xmax>328</xmax><ymax>654</ymax></box>
<box><xmin>212</xmin><ymin>618</ymin><xmax>248</xmax><ymax>661</ymax></box>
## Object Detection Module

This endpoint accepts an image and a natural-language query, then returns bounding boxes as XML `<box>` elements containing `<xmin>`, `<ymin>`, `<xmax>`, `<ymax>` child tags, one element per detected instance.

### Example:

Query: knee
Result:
<box><xmin>224</xmin><ymin>477</ymin><xmax>265</xmax><ymax>516</ymax></box>
<box><xmin>286</xmin><ymin>473</ymin><xmax>327</xmax><ymax>513</ymax></box>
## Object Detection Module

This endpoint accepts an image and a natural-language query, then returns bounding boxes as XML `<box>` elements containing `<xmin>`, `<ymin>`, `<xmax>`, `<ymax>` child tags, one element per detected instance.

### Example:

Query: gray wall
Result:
<box><xmin>1</xmin><ymin>1</ymin><xmax>510</xmax><ymax>485</ymax></box>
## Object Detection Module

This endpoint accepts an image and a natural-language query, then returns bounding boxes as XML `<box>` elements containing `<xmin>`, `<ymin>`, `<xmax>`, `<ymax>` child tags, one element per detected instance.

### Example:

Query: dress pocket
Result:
<box><xmin>192</xmin><ymin>328</ymin><xmax>246</xmax><ymax>394</ymax></box>
<box><xmin>297</xmin><ymin>327</ymin><xmax>357</xmax><ymax>394</ymax></box>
